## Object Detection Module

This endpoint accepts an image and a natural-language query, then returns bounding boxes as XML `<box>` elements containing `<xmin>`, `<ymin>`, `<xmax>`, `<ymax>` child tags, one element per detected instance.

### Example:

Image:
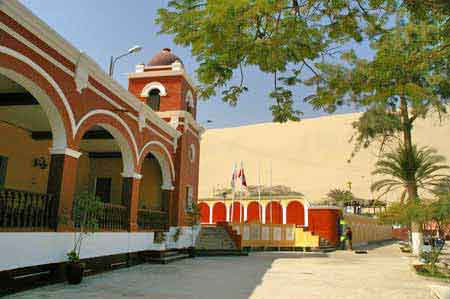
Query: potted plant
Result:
<box><xmin>187</xmin><ymin>201</ymin><xmax>200</xmax><ymax>257</ymax></box>
<box><xmin>66</xmin><ymin>192</ymin><xmax>103</xmax><ymax>285</ymax></box>
<box><xmin>173</xmin><ymin>227</ymin><xmax>182</xmax><ymax>243</ymax></box>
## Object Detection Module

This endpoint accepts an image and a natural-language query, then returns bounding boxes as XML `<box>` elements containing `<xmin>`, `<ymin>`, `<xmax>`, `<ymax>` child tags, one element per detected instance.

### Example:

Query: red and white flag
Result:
<box><xmin>238</xmin><ymin>161</ymin><xmax>247</xmax><ymax>189</ymax></box>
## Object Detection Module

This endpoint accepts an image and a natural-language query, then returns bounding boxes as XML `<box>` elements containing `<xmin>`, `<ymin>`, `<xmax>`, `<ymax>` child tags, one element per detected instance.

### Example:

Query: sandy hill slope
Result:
<box><xmin>199</xmin><ymin>112</ymin><xmax>450</xmax><ymax>203</ymax></box>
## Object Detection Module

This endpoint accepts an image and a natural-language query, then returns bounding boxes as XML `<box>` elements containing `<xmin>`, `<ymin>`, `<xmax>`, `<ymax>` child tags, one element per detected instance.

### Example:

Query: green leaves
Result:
<box><xmin>326</xmin><ymin>188</ymin><xmax>355</xmax><ymax>206</ymax></box>
<box><xmin>371</xmin><ymin>144</ymin><xmax>450</xmax><ymax>200</ymax></box>
<box><xmin>157</xmin><ymin>0</ymin><xmax>388</xmax><ymax>122</ymax></box>
<box><xmin>269</xmin><ymin>87</ymin><xmax>302</xmax><ymax>122</ymax></box>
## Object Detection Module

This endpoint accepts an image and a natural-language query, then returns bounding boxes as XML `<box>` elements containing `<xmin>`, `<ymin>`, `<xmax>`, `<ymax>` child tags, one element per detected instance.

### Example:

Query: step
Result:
<box><xmin>146</xmin><ymin>253</ymin><xmax>190</xmax><ymax>264</ymax></box>
<box><xmin>194</xmin><ymin>249</ymin><xmax>248</xmax><ymax>257</ymax></box>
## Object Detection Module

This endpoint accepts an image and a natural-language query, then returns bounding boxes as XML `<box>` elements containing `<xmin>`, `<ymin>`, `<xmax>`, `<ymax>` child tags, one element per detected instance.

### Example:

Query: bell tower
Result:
<box><xmin>128</xmin><ymin>48</ymin><xmax>203</xmax><ymax>227</ymax></box>
<box><xmin>128</xmin><ymin>48</ymin><xmax>197</xmax><ymax>118</ymax></box>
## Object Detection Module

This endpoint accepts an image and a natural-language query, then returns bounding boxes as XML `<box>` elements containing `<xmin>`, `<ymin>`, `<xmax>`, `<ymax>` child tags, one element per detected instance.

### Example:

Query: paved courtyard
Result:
<box><xmin>8</xmin><ymin>243</ymin><xmax>435</xmax><ymax>299</ymax></box>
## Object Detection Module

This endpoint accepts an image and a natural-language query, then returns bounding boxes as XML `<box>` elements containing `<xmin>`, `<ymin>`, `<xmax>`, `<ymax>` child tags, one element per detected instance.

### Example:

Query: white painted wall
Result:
<box><xmin>0</xmin><ymin>226</ymin><xmax>201</xmax><ymax>271</ymax></box>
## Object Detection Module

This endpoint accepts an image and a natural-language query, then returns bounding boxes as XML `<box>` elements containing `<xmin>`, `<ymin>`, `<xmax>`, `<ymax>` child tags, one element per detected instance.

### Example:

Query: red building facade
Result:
<box><xmin>0</xmin><ymin>0</ymin><xmax>203</xmax><ymax>279</ymax></box>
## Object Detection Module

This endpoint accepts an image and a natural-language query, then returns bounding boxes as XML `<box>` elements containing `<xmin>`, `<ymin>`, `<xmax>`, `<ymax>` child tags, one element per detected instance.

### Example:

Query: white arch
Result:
<box><xmin>75</xmin><ymin>110</ymin><xmax>139</xmax><ymax>176</ymax></box>
<box><xmin>0</xmin><ymin>46</ymin><xmax>76</xmax><ymax>141</ymax></box>
<box><xmin>139</xmin><ymin>141</ymin><xmax>175</xmax><ymax>189</ymax></box>
<box><xmin>140</xmin><ymin>81</ymin><xmax>167</xmax><ymax>97</ymax></box>
<box><xmin>0</xmin><ymin>67</ymin><xmax>67</xmax><ymax>149</ymax></box>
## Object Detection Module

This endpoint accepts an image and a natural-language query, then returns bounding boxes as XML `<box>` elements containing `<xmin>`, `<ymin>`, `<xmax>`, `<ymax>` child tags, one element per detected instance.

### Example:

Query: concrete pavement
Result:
<box><xmin>8</xmin><ymin>243</ymin><xmax>434</xmax><ymax>299</ymax></box>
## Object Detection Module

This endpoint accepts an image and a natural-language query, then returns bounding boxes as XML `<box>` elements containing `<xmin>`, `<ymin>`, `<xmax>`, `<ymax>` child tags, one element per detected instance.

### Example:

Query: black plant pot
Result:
<box><xmin>65</xmin><ymin>262</ymin><xmax>84</xmax><ymax>285</ymax></box>
<box><xmin>188</xmin><ymin>246</ymin><xmax>196</xmax><ymax>258</ymax></box>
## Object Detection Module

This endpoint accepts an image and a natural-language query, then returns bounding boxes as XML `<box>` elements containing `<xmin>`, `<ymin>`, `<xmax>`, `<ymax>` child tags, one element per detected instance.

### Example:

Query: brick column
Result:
<box><xmin>161</xmin><ymin>187</ymin><xmax>174</xmax><ymax>227</ymax></box>
<box><xmin>47</xmin><ymin>147</ymin><xmax>82</xmax><ymax>232</ymax></box>
<box><xmin>121</xmin><ymin>174</ymin><xmax>141</xmax><ymax>232</ymax></box>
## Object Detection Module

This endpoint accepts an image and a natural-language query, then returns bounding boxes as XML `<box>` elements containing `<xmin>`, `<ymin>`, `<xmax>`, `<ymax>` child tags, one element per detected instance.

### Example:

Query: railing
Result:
<box><xmin>72</xmin><ymin>201</ymin><xmax>129</xmax><ymax>231</ymax></box>
<box><xmin>137</xmin><ymin>209</ymin><xmax>168</xmax><ymax>230</ymax></box>
<box><xmin>98</xmin><ymin>203</ymin><xmax>128</xmax><ymax>231</ymax></box>
<box><xmin>0</xmin><ymin>188</ymin><xmax>57</xmax><ymax>230</ymax></box>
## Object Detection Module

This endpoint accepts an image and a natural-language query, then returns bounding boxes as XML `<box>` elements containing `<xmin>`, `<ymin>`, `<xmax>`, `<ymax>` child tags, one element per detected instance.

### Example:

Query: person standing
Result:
<box><xmin>345</xmin><ymin>227</ymin><xmax>353</xmax><ymax>251</ymax></box>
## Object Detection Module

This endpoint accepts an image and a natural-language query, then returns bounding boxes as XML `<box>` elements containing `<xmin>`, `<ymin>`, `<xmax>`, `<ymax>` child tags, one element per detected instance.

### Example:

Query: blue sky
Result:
<box><xmin>21</xmin><ymin>0</ymin><xmax>363</xmax><ymax>128</ymax></box>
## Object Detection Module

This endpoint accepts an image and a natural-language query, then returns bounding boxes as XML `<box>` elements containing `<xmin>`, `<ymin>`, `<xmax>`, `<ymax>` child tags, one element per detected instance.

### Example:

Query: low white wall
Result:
<box><xmin>0</xmin><ymin>225</ymin><xmax>201</xmax><ymax>271</ymax></box>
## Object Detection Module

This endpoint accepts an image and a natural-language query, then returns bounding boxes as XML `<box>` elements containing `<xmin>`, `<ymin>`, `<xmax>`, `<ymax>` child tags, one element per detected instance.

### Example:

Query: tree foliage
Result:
<box><xmin>157</xmin><ymin>0</ymin><xmax>395</xmax><ymax>121</ymax></box>
<box><xmin>371</xmin><ymin>144</ymin><xmax>450</xmax><ymax>201</ymax></box>
<box><xmin>306</xmin><ymin>15</ymin><xmax>450</xmax><ymax>151</ymax></box>
<box><xmin>325</xmin><ymin>188</ymin><xmax>354</xmax><ymax>206</ymax></box>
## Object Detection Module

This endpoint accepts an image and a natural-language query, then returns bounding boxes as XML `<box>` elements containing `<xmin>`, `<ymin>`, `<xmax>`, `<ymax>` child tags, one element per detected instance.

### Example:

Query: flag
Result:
<box><xmin>238</xmin><ymin>161</ymin><xmax>247</xmax><ymax>188</ymax></box>
<box><xmin>230</xmin><ymin>163</ymin><xmax>237</xmax><ymax>189</ymax></box>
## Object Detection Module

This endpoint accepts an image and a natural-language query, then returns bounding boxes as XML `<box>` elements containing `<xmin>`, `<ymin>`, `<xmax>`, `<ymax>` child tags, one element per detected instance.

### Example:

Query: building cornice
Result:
<box><xmin>0</xmin><ymin>0</ymin><xmax>180</xmax><ymax>140</ymax></box>
<box><xmin>156</xmin><ymin>110</ymin><xmax>205</xmax><ymax>136</ymax></box>
<box><xmin>128</xmin><ymin>70</ymin><xmax>197</xmax><ymax>92</ymax></box>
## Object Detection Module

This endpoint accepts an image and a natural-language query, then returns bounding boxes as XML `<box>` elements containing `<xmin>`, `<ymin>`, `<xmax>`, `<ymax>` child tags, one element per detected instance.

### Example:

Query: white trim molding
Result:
<box><xmin>74</xmin><ymin>52</ymin><xmax>89</xmax><ymax>93</ymax></box>
<box><xmin>140</xmin><ymin>81</ymin><xmax>167</xmax><ymax>97</ymax></box>
<box><xmin>75</xmin><ymin>109</ymin><xmax>139</xmax><ymax>161</ymax></box>
<box><xmin>49</xmin><ymin>147</ymin><xmax>82</xmax><ymax>159</ymax></box>
<box><xmin>161</xmin><ymin>183</ymin><xmax>175</xmax><ymax>191</ymax></box>
<box><xmin>0</xmin><ymin>0</ymin><xmax>181</xmax><ymax>140</ymax></box>
<box><xmin>0</xmin><ymin>47</ymin><xmax>75</xmax><ymax>143</ymax></box>
<box><xmin>139</xmin><ymin>140</ymin><xmax>176</xmax><ymax>186</ymax></box>
<box><xmin>156</xmin><ymin>110</ymin><xmax>204</xmax><ymax>136</ymax></box>
<box><xmin>121</xmin><ymin>172</ymin><xmax>143</xmax><ymax>180</ymax></box>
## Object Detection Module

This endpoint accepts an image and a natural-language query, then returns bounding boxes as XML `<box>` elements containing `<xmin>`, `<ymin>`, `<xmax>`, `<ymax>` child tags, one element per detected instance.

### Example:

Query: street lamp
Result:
<box><xmin>108</xmin><ymin>45</ymin><xmax>142</xmax><ymax>77</ymax></box>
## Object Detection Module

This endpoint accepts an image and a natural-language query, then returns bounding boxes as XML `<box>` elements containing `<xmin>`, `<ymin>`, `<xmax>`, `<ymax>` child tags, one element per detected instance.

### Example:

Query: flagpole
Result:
<box><xmin>231</xmin><ymin>162</ymin><xmax>235</xmax><ymax>224</ymax></box>
<box><xmin>239</xmin><ymin>161</ymin><xmax>243</xmax><ymax>223</ymax></box>
<box><xmin>270</xmin><ymin>161</ymin><xmax>273</xmax><ymax>225</ymax></box>
<box><xmin>257</xmin><ymin>162</ymin><xmax>261</xmax><ymax>223</ymax></box>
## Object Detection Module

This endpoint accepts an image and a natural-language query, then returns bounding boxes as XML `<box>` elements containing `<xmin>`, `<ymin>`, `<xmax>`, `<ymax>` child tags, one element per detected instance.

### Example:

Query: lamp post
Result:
<box><xmin>108</xmin><ymin>45</ymin><xmax>142</xmax><ymax>77</ymax></box>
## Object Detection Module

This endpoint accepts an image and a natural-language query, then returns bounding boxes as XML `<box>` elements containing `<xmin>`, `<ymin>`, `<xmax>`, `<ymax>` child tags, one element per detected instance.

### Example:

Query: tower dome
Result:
<box><xmin>147</xmin><ymin>48</ymin><xmax>183</xmax><ymax>67</ymax></box>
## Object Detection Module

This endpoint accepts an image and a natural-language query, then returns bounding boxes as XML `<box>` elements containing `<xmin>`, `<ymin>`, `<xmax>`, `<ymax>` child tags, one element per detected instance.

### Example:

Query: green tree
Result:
<box><xmin>371</xmin><ymin>145</ymin><xmax>450</xmax><ymax>202</ymax></box>
<box><xmin>306</xmin><ymin>16</ymin><xmax>450</xmax><ymax>204</ymax></box>
<box><xmin>429</xmin><ymin>195</ymin><xmax>450</xmax><ymax>239</ymax></box>
<box><xmin>156</xmin><ymin>0</ymin><xmax>392</xmax><ymax>122</ymax></box>
<box><xmin>325</xmin><ymin>188</ymin><xmax>354</xmax><ymax>206</ymax></box>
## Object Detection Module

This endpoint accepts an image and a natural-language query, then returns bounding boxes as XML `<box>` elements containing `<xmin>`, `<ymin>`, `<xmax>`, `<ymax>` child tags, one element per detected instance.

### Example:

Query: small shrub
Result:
<box><xmin>173</xmin><ymin>228</ymin><xmax>182</xmax><ymax>242</ymax></box>
<box><xmin>154</xmin><ymin>231</ymin><xmax>166</xmax><ymax>244</ymax></box>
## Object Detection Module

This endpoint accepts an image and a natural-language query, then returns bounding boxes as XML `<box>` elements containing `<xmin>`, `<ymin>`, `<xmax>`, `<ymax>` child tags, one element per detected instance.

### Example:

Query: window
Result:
<box><xmin>147</xmin><ymin>89</ymin><xmax>161</xmax><ymax>111</ymax></box>
<box><xmin>189</xmin><ymin>144</ymin><xmax>195</xmax><ymax>163</ymax></box>
<box><xmin>95</xmin><ymin>177</ymin><xmax>112</xmax><ymax>203</ymax></box>
<box><xmin>0</xmin><ymin>155</ymin><xmax>8</xmax><ymax>188</ymax></box>
<box><xmin>185</xmin><ymin>90</ymin><xmax>194</xmax><ymax>114</ymax></box>
<box><xmin>185</xmin><ymin>185</ymin><xmax>193</xmax><ymax>212</ymax></box>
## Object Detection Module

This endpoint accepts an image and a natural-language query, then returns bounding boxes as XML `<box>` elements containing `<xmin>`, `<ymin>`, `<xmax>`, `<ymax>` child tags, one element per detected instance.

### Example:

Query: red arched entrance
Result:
<box><xmin>212</xmin><ymin>202</ymin><xmax>226</xmax><ymax>223</ymax></box>
<box><xmin>286</xmin><ymin>201</ymin><xmax>305</xmax><ymax>225</ymax></box>
<box><xmin>247</xmin><ymin>201</ymin><xmax>261</xmax><ymax>223</ymax></box>
<box><xmin>198</xmin><ymin>202</ymin><xmax>210</xmax><ymax>223</ymax></box>
<box><xmin>265</xmin><ymin>202</ymin><xmax>282</xmax><ymax>224</ymax></box>
<box><xmin>229</xmin><ymin>202</ymin><xmax>243</xmax><ymax>223</ymax></box>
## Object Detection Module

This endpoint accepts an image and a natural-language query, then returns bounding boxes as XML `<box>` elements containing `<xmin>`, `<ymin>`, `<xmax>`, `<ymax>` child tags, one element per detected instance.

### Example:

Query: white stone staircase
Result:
<box><xmin>195</xmin><ymin>225</ymin><xmax>237</xmax><ymax>250</ymax></box>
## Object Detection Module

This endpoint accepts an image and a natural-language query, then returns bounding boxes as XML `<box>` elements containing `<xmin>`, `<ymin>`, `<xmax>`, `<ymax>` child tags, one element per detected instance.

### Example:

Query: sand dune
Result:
<box><xmin>199</xmin><ymin>112</ymin><xmax>450</xmax><ymax>203</ymax></box>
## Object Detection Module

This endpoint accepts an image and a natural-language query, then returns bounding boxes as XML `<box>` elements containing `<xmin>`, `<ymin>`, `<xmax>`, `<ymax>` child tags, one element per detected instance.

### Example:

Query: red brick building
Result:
<box><xmin>0</xmin><ymin>0</ymin><xmax>202</xmax><ymax>283</ymax></box>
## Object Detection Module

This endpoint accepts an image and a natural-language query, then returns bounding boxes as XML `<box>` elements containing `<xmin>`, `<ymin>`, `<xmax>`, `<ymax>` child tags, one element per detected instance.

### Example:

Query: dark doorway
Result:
<box><xmin>95</xmin><ymin>177</ymin><xmax>112</xmax><ymax>203</ymax></box>
<box><xmin>0</xmin><ymin>155</ymin><xmax>8</xmax><ymax>188</ymax></box>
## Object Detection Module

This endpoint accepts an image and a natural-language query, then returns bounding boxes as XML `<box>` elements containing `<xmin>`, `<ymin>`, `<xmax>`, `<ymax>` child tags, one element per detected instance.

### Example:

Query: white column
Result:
<box><xmin>304</xmin><ymin>202</ymin><xmax>309</xmax><ymax>227</ymax></box>
<box><xmin>261</xmin><ymin>205</ymin><xmax>266</xmax><ymax>224</ymax></box>
<box><xmin>226</xmin><ymin>204</ymin><xmax>230</xmax><ymax>222</ymax></box>
<box><xmin>209</xmin><ymin>204</ymin><xmax>213</xmax><ymax>224</ymax></box>
<box><xmin>282</xmin><ymin>205</ymin><xmax>287</xmax><ymax>224</ymax></box>
<box><xmin>243</xmin><ymin>205</ymin><xmax>248</xmax><ymax>222</ymax></box>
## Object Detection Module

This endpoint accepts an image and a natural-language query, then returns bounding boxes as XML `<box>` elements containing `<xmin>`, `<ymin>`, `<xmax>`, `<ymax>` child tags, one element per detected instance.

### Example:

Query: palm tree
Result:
<box><xmin>371</xmin><ymin>145</ymin><xmax>450</xmax><ymax>202</ymax></box>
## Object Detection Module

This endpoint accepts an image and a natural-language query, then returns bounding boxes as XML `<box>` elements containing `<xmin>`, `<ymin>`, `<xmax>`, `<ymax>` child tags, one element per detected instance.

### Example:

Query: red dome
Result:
<box><xmin>147</xmin><ymin>48</ymin><xmax>183</xmax><ymax>66</ymax></box>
